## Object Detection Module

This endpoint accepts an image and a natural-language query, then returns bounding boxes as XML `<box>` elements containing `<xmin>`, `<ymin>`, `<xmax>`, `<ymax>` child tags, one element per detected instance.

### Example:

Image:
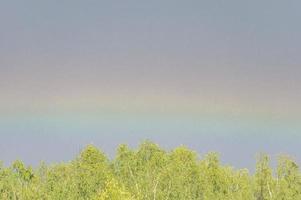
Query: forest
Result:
<box><xmin>0</xmin><ymin>141</ymin><xmax>300</xmax><ymax>200</ymax></box>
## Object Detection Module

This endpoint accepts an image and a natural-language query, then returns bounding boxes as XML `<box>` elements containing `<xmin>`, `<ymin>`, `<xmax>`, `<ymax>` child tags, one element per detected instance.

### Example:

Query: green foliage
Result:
<box><xmin>275</xmin><ymin>155</ymin><xmax>301</xmax><ymax>200</ymax></box>
<box><xmin>255</xmin><ymin>154</ymin><xmax>274</xmax><ymax>200</ymax></box>
<box><xmin>93</xmin><ymin>178</ymin><xmax>135</xmax><ymax>200</ymax></box>
<box><xmin>163</xmin><ymin>146</ymin><xmax>202</xmax><ymax>199</ymax></box>
<box><xmin>0</xmin><ymin>142</ymin><xmax>300</xmax><ymax>199</ymax></box>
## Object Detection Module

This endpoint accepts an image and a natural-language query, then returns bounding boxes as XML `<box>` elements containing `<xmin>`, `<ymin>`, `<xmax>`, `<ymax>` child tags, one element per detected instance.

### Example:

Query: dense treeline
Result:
<box><xmin>0</xmin><ymin>141</ymin><xmax>300</xmax><ymax>200</ymax></box>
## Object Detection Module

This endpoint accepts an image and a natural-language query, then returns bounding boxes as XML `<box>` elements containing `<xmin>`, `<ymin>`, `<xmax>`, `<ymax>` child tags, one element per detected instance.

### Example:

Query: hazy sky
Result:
<box><xmin>1</xmin><ymin>1</ymin><xmax>301</xmax><ymax>169</ymax></box>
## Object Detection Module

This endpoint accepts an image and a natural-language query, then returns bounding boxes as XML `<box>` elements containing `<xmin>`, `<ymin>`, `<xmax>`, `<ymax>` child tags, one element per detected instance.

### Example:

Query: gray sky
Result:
<box><xmin>0</xmin><ymin>1</ymin><xmax>301</xmax><ymax>169</ymax></box>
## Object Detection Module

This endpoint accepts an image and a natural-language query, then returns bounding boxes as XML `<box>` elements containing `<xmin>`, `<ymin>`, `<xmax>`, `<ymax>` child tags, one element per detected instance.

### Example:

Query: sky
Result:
<box><xmin>1</xmin><ymin>1</ymin><xmax>301</xmax><ymax>169</ymax></box>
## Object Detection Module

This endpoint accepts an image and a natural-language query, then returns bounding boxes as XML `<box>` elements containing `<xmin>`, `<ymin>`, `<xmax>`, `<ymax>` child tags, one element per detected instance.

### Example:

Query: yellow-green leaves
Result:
<box><xmin>275</xmin><ymin>155</ymin><xmax>301</xmax><ymax>200</ymax></box>
<box><xmin>0</xmin><ymin>142</ymin><xmax>301</xmax><ymax>200</ymax></box>
<box><xmin>255</xmin><ymin>154</ymin><xmax>274</xmax><ymax>200</ymax></box>
<box><xmin>94</xmin><ymin>178</ymin><xmax>135</xmax><ymax>200</ymax></box>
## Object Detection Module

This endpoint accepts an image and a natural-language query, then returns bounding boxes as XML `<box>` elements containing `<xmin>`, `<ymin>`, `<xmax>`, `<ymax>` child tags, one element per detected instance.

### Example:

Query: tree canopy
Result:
<box><xmin>0</xmin><ymin>141</ymin><xmax>300</xmax><ymax>200</ymax></box>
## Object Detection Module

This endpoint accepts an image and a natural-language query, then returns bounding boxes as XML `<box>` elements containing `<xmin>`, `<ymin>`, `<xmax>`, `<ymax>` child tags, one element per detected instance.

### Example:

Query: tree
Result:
<box><xmin>254</xmin><ymin>154</ymin><xmax>274</xmax><ymax>200</ymax></box>
<box><xmin>275</xmin><ymin>155</ymin><xmax>301</xmax><ymax>200</ymax></box>
<box><xmin>93</xmin><ymin>178</ymin><xmax>135</xmax><ymax>200</ymax></box>
<box><xmin>162</xmin><ymin>146</ymin><xmax>203</xmax><ymax>199</ymax></box>
<box><xmin>113</xmin><ymin>141</ymin><xmax>167</xmax><ymax>200</ymax></box>
<box><xmin>73</xmin><ymin>144</ymin><xmax>112</xmax><ymax>199</ymax></box>
<box><xmin>0</xmin><ymin>141</ymin><xmax>300</xmax><ymax>200</ymax></box>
